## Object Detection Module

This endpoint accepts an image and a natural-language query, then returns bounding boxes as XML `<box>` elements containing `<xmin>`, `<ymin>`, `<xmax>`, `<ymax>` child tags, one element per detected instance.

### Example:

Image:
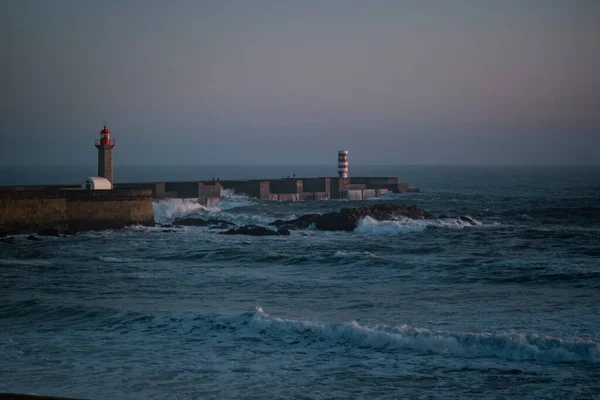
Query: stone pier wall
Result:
<box><xmin>0</xmin><ymin>189</ymin><xmax>154</xmax><ymax>235</ymax></box>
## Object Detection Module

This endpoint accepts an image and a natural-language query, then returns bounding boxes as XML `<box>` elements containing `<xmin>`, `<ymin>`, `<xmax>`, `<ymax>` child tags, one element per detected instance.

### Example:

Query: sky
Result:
<box><xmin>1</xmin><ymin>0</ymin><xmax>599</xmax><ymax>165</ymax></box>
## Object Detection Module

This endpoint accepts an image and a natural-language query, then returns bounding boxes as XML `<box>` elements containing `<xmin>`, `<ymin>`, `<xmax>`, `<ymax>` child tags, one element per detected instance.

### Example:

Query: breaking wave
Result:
<box><xmin>354</xmin><ymin>216</ymin><xmax>481</xmax><ymax>235</ymax></box>
<box><xmin>0</xmin><ymin>259</ymin><xmax>53</xmax><ymax>267</ymax></box>
<box><xmin>252</xmin><ymin>308</ymin><xmax>599</xmax><ymax>363</ymax></box>
<box><xmin>5</xmin><ymin>301</ymin><xmax>598</xmax><ymax>365</ymax></box>
<box><xmin>152</xmin><ymin>199</ymin><xmax>214</xmax><ymax>224</ymax></box>
<box><xmin>97</xmin><ymin>256</ymin><xmax>148</xmax><ymax>263</ymax></box>
<box><xmin>333</xmin><ymin>250</ymin><xmax>376</xmax><ymax>258</ymax></box>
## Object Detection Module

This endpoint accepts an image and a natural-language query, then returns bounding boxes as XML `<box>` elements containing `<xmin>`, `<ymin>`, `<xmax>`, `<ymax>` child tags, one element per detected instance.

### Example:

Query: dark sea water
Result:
<box><xmin>1</xmin><ymin>165</ymin><xmax>599</xmax><ymax>399</ymax></box>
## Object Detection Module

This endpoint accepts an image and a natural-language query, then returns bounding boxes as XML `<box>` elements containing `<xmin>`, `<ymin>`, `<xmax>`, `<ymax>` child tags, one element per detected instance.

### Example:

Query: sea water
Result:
<box><xmin>0</xmin><ymin>165</ymin><xmax>599</xmax><ymax>399</ymax></box>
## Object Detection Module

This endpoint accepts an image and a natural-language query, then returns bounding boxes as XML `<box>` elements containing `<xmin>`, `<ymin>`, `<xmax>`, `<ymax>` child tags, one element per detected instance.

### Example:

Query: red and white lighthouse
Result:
<box><xmin>95</xmin><ymin>124</ymin><xmax>116</xmax><ymax>184</ymax></box>
<box><xmin>338</xmin><ymin>150</ymin><xmax>349</xmax><ymax>178</ymax></box>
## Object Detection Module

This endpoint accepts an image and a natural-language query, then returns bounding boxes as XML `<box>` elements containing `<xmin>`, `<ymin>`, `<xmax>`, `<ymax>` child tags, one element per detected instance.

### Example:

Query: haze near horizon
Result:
<box><xmin>2</xmin><ymin>0</ymin><xmax>599</xmax><ymax>166</ymax></box>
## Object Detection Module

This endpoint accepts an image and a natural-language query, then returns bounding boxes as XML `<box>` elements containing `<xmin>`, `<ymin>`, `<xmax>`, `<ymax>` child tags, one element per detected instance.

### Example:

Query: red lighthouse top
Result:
<box><xmin>96</xmin><ymin>124</ymin><xmax>115</xmax><ymax>147</ymax></box>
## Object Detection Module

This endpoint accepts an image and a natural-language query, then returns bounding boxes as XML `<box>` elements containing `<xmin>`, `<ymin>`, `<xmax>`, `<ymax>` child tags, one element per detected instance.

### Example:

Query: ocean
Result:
<box><xmin>1</xmin><ymin>165</ymin><xmax>599</xmax><ymax>399</ymax></box>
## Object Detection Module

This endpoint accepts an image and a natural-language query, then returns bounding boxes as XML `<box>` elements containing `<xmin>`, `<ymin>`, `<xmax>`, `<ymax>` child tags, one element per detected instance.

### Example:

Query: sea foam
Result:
<box><xmin>354</xmin><ymin>216</ymin><xmax>482</xmax><ymax>235</ymax></box>
<box><xmin>252</xmin><ymin>308</ymin><xmax>600</xmax><ymax>363</ymax></box>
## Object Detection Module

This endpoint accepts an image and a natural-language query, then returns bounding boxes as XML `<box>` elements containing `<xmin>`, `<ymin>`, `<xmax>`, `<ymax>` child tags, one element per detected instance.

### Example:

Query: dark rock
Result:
<box><xmin>269</xmin><ymin>214</ymin><xmax>320</xmax><ymax>229</ymax></box>
<box><xmin>37</xmin><ymin>227</ymin><xmax>62</xmax><ymax>237</ymax></box>
<box><xmin>1</xmin><ymin>236</ymin><xmax>16</xmax><ymax>244</ymax></box>
<box><xmin>0</xmin><ymin>230</ymin><xmax>7</xmax><ymax>238</ymax></box>
<box><xmin>276</xmin><ymin>228</ymin><xmax>291</xmax><ymax>236</ymax></box>
<box><xmin>314</xmin><ymin>204</ymin><xmax>435</xmax><ymax>231</ymax></box>
<box><xmin>209</xmin><ymin>223</ymin><xmax>233</xmax><ymax>230</ymax></box>
<box><xmin>222</xmin><ymin>226</ymin><xmax>284</xmax><ymax>236</ymax></box>
<box><xmin>26</xmin><ymin>235</ymin><xmax>41</xmax><ymax>241</ymax></box>
<box><xmin>173</xmin><ymin>218</ymin><xmax>235</xmax><ymax>227</ymax></box>
<box><xmin>267</xmin><ymin>204</ymin><xmax>435</xmax><ymax>232</ymax></box>
<box><xmin>62</xmin><ymin>230</ymin><xmax>77</xmax><ymax>236</ymax></box>
<box><xmin>162</xmin><ymin>229</ymin><xmax>177</xmax><ymax>233</ymax></box>
<box><xmin>459</xmin><ymin>216</ymin><xmax>478</xmax><ymax>226</ymax></box>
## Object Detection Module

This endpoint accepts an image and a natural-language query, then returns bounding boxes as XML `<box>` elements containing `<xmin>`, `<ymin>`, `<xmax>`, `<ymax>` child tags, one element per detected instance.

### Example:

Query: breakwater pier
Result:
<box><xmin>117</xmin><ymin>176</ymin><xmax>419</xmax><ymax>204</ymax></box>
<box><xmin>0</xmin><ymin>125</ymin><xmax>418</xmax><ymax>235</ymax></box>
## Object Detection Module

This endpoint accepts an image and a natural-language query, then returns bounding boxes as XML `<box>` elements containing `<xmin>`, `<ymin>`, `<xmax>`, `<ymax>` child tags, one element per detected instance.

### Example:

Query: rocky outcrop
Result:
<box><xmin>270</xmin><ymin>204</ymin><xmax>434</xmax><ymax>231</ymax></box>
<box><xmin>458</xmin><ymin>216</ymin><xmax>479</xmax><ymax>226</ymax></box>
<box><xmin>276</xmin><ymin>228</ymin><xmax>291</xmax><ymax>236</ymax></box>
<box><xmin>172</xmin><ymin>218</ymin><xmax>235</xmax><ymax>228</ymax></box>
<box><xmin>37</xmin><ymin>227</ymin><xmax>62</xmax><ymax>237</ymax></box>
<box><xmin>222</xmin><ymin>225</ymin><xmax>289</xmax><ymax>236</ymax></box>
<box><xmin>269</xmin><ymin>214</ymin><xmax>320</xmax><ymax>230</ymax></box>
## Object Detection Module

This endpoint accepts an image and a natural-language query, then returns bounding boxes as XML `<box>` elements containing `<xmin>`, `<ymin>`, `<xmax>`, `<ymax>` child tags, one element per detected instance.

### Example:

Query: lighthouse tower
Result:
<box><xmin>95</xmin><ymin>124</ymin><xmax>115</xmax><ymax>184</ymax></box>
<box><xmin>338</xmin><ymin>150</ymin><xmax>349</xmax><ymax>178</ymax></box>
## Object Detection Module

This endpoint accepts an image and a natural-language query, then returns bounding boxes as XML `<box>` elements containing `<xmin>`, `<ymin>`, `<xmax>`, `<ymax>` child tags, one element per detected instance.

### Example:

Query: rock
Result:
<box><xmin>276</xmin><ymin>228</ymin><xmax>291</xmax><ymax>236</ymax></box>
<box><xmin>0</xmin><ymin>230</ymin><xmax>7</xmax><ymax>238</ymax></box>
<box><xmin>222</xmin><ymin>225</ymin><xmax>285</xmax><ymax>236</ymax></box>
<box><xmin>1</xmin><ymin>236</ymin><xmax>16</xmax><ymax>244</ymax></box>
<box><xmin>26</xmin><ymin>235</ymin><xmax>41</xmax><ymax>241</ymax></box>
<box><xmin>173</xmin><ymin>218</ymin><xmax>235</xmax><ymax>227</ymax></box>
<box><xmin>209</xmin><ymin>223</ymin><xmax>233</xmax><ymax>230</ymax></box>
<box><xmin>162</xmin><ymin>229</ymin><xmax>177</xmax><ymax>233</ymax></box>
<box><xmin>269</xmin><ymin>214</ymin><xmax>321</xmax><ymax>229</ymax></box>
<box><xmin>62</xmin><ymin>230</ymin><xmax>77</xmax><ymax>236</ymax></box>
<box><xmin>37</xmin><ymin>227</ymin><xmax>62</xmax><ymax>237</ymax></box>
<box><xmin>459</xmin><ymin>216</ymin><xmax>478</xmax><ymax>226</ymax></box>
<box><xmin>314</xmin><ymin>204</ymin><xmax>435</xmax><ymax>231</ymax></box>
<box><xmin>268</xmin><ymin>204</ymin><xmax>435</xmax><ymax>232</ymax></box>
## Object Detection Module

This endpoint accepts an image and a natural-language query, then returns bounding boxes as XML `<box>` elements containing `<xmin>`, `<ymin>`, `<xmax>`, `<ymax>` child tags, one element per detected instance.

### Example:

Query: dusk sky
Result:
<box><xmin>2</xmin><ymin>0</ymin><xmax>599</xmax><ymax>165</ymax></box>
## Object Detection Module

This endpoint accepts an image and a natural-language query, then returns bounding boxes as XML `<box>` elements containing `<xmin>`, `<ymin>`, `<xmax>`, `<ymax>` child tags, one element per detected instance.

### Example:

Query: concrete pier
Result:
<box><xmin>1</xmin><ymin>176</ymin><xmax>418</xmax><ymax>204</ymax></box>
<box><xmin>115</xmin><ymin>176</ymin><xmax>418</xmax><ymax>201</ymax></box>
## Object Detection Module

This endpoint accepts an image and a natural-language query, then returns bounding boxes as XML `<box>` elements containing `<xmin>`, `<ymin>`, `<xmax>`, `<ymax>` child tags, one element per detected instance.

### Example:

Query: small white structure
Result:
<box><xmin>83</xmin><ymin>176</ymin><xmax>113</xmax><ymax>190</ymax></box>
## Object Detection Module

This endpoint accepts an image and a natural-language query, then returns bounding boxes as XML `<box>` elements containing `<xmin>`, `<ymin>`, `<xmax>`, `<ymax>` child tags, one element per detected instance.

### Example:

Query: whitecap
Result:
<box><xmin>97</xmin><ymin>256</ymin><xmax>147</xmax><ymax>263</ymax></box>
<box><xmin>333</xmin><ymin>250</ymin><xmax>376</xmax><ymax>258</ymax></box>
<box><xmin>250</xmin><ymin>308</ymin><xmax>600</xmax><ymax>364</ymax></box>
<box><xmin>354</xmin><ymin>216</ymin><xmax>482</xmax><ymax>235</ymax></box>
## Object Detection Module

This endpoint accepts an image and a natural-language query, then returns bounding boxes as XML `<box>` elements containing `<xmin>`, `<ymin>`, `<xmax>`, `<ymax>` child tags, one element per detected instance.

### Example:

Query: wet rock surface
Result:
<box><xmin>173</xmin><ymin>218</ymin><xmax>235</xmax><ymax>228</ymax></box>
<box><xmin>222</xmin><ymin>225</ymin><xmax>288</xmax><ymax>236</ymax></box>
<box><xmin>270</xmin><ymin>204</ymin><xmax>435</xmax><ymax>231</ymax></box>
<box><xmin>37</xmin><ymin>228</ymin><xmax>62</xmax><ymax>237</ymax></box>
<box><xmin>269</xmin><ymin>214</ymin><xmax>321</xmax><ymax>230</ymax></box>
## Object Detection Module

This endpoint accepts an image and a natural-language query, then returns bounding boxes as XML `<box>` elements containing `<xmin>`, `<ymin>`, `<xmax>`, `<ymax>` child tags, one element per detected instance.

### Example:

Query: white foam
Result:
<box><xmin>354</xmin><ymin>216</ymin><xmax>481</xmax><ymax>235</ymax></box>
<box><xmin>153</xmin><ymin>199</ymin><xmax>214</xmax><ymax>224</ymax></box>
<box><xmin>333</xmin><ymin>250</ymin><xmax>376</xmax><ymax>258</ymax></box>
<box><xmin>218</xmin><ymin>194</ymin><xmax>256</xmax><ymax>211</ymax></box>
<box><xmin>251</xmin><ymin>308</ymin><xmax>600</xmax><ymax>363</ymax></box>
<box><xmin>98</xmin><ymin>256</ymin><xmax>147</xmax><ymax>263</ymax></box>
<box><xmin>0</xmin><ymin>259</ymin><xmax>53</xmax><ymax>267</ymax></box>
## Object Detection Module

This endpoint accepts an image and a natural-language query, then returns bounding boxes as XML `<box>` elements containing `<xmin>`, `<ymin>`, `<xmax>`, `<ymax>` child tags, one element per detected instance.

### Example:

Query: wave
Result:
<box><xmin>504</xmin><ymin>206</ymin><xmax>600</xmax><ymax>221</ymax></box>
<box><xmin>333</xmin><ymin>250</ymin><xmax>376</xmax><ymax>258</ymax></box>
<box><xmin>252</xmin><ymin>308</ymin><xmax>599</xmax><ymax>364</ymax></box>
<box><xmin>97</xmin><ymin>256</ymin><xmax>148</xmax><ymax>263</ymax></box>
<box><xmin>4</xmin><ymin>301</ymin><xmax>598</xmax><ymax>364</ymax></box>
<box><xmin>0</xmin><ymin>258</ymin><xmax>53</xmax><ymax>267</ymax></box>
<box><xmin>354</xmin><ymin>216</ymin><xmax>481</xmax><ymax>235</ymax></box>
<box><xmin>219</xmin><ymin>192</ymin><xmax>257</xmax><ymax>211</ymax></box>
<box><xmin>153</xmin><ymin>195</ymin><xmax>260</xmax><ymax>225</ymax></box>
<box><xmin>153</xmin><ymin>199</ymin><xmax>214</xmax><ymax>224</ymax></box>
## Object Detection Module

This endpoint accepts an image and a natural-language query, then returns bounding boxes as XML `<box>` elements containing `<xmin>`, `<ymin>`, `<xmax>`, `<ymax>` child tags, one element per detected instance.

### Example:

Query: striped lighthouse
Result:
<box><xmin>338</xmin><ymin>150</ymin><xmax>349</xmax><ymax>178</ymax></box>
